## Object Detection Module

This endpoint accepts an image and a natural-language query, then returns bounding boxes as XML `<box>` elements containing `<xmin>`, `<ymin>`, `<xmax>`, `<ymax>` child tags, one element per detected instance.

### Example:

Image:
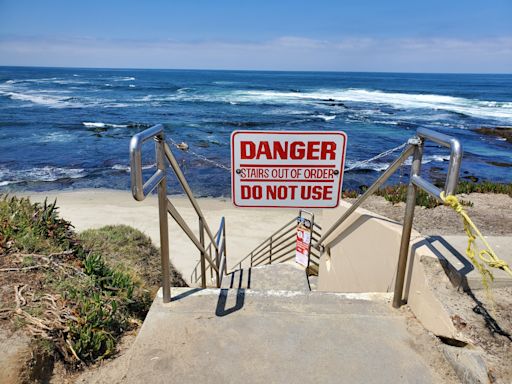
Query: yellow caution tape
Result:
<box><xmin>440</xmin><ymin>192</ymin><xmax>512</xmax><ymax>289</ymax></box>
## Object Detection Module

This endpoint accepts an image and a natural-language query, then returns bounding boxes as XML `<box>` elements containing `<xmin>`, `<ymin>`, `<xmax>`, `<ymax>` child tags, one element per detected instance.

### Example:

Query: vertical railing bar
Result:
<box><xmin>156</xmin><ymin>137</ymin><xmax>171</xmax><ymax>303</ymax></box>
<box><xmin>199</xmin><ymin>217</ymin><xmax>206</xmax><ymax>288</ymax></box>
<box><xmin>269</xmin><ymin>237</ymin><xmax>273</xmax><ymax>264</ymax></box>
<box><xmin>223</xmin><ymin>222</ymin><xmax>227</xmax><ymax>274</ymax></box>
<box><xmin>393</xmin><ymin>141</ymin><xmax>424</xmax><ymax>308</ymax></box>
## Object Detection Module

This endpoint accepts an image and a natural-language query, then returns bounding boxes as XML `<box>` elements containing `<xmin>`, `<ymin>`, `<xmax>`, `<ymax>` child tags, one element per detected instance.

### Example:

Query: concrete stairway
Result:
<box><xmin>111</xmin><ymin>264</ymin><xmax>454</xmax><ymax>383</ymax></box>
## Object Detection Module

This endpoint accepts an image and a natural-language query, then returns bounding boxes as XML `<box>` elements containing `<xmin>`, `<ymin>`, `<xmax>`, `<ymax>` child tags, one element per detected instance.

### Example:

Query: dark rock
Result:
<box><xmin>487</xmin><ymin>160</ymin><xmax>512</xmax><ymax>168</ymax></box>
<box><xmin>474</xmin><ymin>126</ymin><xmax>512</xmax><ymax>143</ymax></box>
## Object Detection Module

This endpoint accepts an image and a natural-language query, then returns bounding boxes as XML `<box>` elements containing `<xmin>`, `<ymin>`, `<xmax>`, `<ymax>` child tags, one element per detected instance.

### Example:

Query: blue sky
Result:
<box><xmin>0</xmin><ymin>0</ymin><xmax>511</xmax><ymax>73</ymax></box>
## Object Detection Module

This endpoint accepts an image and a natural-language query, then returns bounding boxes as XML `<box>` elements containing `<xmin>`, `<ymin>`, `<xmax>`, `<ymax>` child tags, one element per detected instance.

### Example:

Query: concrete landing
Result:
<box><xmin>222</xmin><ymin>263</ymin><xmax>310</xmax><ymax>291</ymax></box>
<box><xmin>119</xmin><ymin>288</ymin><xmax>446</xmax><ymax>384</ymax></box>
<box><xmin>427</xmin><ymin>235</ymin><xmax>512</xmax><ymax>289</ymax></box>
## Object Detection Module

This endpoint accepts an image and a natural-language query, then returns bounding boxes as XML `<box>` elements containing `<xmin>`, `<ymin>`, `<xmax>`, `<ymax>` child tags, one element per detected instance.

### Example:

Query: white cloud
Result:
<box><xmin>0</xmin><ymin>35</ymin><xmax>511</xmax><ymax>73</ymax></box>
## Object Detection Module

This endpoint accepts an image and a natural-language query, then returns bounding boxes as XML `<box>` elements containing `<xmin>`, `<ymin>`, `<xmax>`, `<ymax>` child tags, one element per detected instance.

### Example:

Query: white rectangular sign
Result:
<box><xmin>231</xmin><ymin>130</ymin><xmax>347</xmax><ymax>208</ymax></box>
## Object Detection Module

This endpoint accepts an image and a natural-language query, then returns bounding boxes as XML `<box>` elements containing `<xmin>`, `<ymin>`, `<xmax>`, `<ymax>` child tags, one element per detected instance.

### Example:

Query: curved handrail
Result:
<box><xmin>131</xmin><ymin>125</ymin><xmax>226</xmax><ymax>300</ymax></box>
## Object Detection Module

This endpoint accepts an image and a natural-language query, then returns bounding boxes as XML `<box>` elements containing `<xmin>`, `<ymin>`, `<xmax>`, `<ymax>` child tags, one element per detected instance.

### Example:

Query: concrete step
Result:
<box><xmin>119</xmin><ymin>287</ymin><xmax>448</xmax><ymax>384</ymax></box>
<box><xmin>222</xmin><ymin>263</ymin><xmax>310</xmax><ymax>291</ymax></box>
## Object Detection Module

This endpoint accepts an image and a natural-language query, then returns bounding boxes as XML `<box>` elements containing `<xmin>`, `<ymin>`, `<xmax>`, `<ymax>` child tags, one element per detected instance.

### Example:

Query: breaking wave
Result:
<box><xmin>222</xmin><ymin>89</ymin><xmax>512</xmax><ymax>122</ymax></box>
<box><xmin>346</xmin><ymin>154</ymin><xmax>450</xmax><ymax>172</ymax></box>
<box><xmin>113</xmin><ymin>77</ymin><xmax>136</xmax><ymax>81</ymax></box>
<box><xmin>0</xmin><ymin>166</ymin><xmax>87</xmax><ymax>185</ymax></box>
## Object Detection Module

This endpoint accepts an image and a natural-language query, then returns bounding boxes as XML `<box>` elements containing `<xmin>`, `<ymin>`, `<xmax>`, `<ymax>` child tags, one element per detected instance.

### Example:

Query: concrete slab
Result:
<box><xmin>221</xmin><ymin>263</ymin><xmax>310</xmax><ymax>291</ymax></box>
<box><xmin>427</xmin><ymin>236</ymin><xmax>512</xmax><ymax>289</ymax></box>
<box><xmin>117</xmin><ymin>288</ymin><xmax>447</xmax><ymax>384</ymax></box>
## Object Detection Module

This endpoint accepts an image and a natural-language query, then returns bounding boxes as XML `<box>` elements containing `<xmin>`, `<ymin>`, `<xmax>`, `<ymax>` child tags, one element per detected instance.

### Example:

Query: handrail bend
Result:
<box><xmin>130</xmin><ymin>125</ymin><xmax>227</xmax><ymax>303</ymax></box>
<box><xmin>314</xmin><ymin>128</ymin><xmax>463</xmax><ymax>309</ymax></box>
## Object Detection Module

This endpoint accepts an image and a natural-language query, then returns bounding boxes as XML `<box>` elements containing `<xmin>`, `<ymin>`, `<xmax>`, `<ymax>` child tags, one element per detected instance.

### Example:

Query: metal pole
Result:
<box><xmin>223</xmin><ymin>221</ymin><xmax>227</xmax><ymax>273</ymax></box>
<box><xmin>393</xmin><ymin>141</ymin><xmax>424</xmax><ymax>308</ymax></box>
<box><xmin>269</xmin><ymin>238</ymin><xmax>273</xmax><ymax>264</ymax></box>
<box><xmin>199</xmin><ymin>217</ymin><xmax>206</xmax><ymax>288</ymax></box>
<box><xmin>156</xmin><ymin>138</ymin><xmax>171</xmax><ymax>303</ymax></box>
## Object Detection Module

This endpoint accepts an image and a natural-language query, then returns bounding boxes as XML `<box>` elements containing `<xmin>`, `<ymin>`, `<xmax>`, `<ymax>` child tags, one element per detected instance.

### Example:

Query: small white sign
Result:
<box><xmin>295</xmin><ymin>226</ymin><xmax>310</xmax><ymax>267</ymax></box>
<box><xmin>231</xmin><ymin>130</ymin><xmax>347</xmax><ymax>208</ymax></box>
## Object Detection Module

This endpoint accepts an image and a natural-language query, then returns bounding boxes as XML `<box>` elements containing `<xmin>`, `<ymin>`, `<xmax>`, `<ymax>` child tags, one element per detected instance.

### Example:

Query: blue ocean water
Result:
<box><xmin>0</xmin><ymin>66</ymin><xmax>511</xmax><ymax>197</ymax></box>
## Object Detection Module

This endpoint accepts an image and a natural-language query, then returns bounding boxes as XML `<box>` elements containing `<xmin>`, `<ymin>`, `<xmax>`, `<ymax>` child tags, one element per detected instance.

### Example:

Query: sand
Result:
<box><xmin>22</xmin><ymin>189</ymin><xmax>317</xmax><ymax>284</ymax></box>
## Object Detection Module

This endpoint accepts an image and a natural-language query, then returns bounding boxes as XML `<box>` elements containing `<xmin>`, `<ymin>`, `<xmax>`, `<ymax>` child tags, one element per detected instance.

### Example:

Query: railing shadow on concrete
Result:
<box><xmin>216</xmin><ymin>289</ymin><xmax>245</xmax><ymax>317</ymax></box>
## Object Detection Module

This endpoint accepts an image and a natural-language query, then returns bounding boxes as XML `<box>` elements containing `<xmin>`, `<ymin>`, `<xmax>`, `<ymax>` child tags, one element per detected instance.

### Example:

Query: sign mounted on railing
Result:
<box><xmin>231</xmin><ymin>130</ymin><xmax>347</xmax><ymax>208</ymax></box>
<box><xmin>296</xmin><ymin>216</ymin><xmax>312</xmax><ymax>267</ymax></box>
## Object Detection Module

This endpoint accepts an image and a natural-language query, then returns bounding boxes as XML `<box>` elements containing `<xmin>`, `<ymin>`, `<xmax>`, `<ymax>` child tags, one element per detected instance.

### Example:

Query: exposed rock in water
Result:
<box><xmin>462</xmin><ymin>175</ymin><xmax>479</xmax><ymax>182</ymax></box>
<box><xmin>475</xmin><ymin>126</ymin><xmax>512</xmax><ymax>143</ymax></box>
<box><xmin>487</xmin><ymin>160</ymin><xmax>512</xmax><ymax>168</ymax></box>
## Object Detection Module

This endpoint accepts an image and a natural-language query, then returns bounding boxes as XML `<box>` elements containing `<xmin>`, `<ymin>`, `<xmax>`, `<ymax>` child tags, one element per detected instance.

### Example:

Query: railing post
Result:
<box><xmin>269</xmin><ymin>238</ymin><xmax>273</xmax><ymax>264</ymax></box>
<box><xmin>223</xmin><ymin>221</ymin><xmax>227</xmax><ymax>274</ymax></box>
<box><xmin>393</xmin><ymin>140</ymin><xmax>424</xmax><ymax>308</ymax></box>
<box><xmin>199</xmin><ymin>217</ymin><xmax>206</xmax><ymax>288</ymax></box>
<box><xmin>156</xmin><ymin>138</ymin><xmax>171</xmax><ymax>303</ymax></box>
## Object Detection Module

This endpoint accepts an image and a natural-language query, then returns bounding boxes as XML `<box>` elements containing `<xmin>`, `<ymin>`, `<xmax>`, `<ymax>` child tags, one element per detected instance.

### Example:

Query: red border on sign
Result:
<box><xmin>231</xmin><ymin>130</ymin><xmax>348</xmax><ymax>208</ymax></box>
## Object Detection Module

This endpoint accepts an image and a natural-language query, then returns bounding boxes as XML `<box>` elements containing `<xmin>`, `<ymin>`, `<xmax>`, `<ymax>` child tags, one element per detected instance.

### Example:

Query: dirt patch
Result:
<box><xmin>423</xmin><ymin>257</ymin><xmax>512</xmax><ymax>383</ymax></box>
<box><xmin>346</xmin><ymin>192</ymin><xmax>512</xmax><ymax>236</ymax></box>
<box><xmin>400</xmin><ymin>307</ymin><xmax>461</xmax><ymax>383</ymax></box>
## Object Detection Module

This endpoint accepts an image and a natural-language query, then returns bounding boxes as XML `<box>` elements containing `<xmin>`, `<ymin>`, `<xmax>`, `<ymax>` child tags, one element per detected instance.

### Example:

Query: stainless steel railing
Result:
<box><xmin>130</xmin><ymin>124</ymin><xmax>227</xmax><ymax>303</ymax></box>
<box><xmin>314</xmin><ymin>127</ymin><xmax>463</xmax><ymax>308</ymax></box>
<box><xmin>231</xmin><ymin>212</ymin><xmax>322</xmax><ymax>275</ymax></box>
<box><xmin>190</xmin><ymin>217</ymin><xmax>228</xmax><ymax>287</ymax></box>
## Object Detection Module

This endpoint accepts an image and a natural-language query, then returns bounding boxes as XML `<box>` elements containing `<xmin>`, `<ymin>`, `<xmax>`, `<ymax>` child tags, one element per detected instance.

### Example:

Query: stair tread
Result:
<box><xmin>222</xmin><ymin>263</ymin><xmax>310</xmax><ymax>291</ymax></box>
<box><xmin>121</xmin><ymin>288</ymin><xmax>439</xmax><ymax>383</ymax></box>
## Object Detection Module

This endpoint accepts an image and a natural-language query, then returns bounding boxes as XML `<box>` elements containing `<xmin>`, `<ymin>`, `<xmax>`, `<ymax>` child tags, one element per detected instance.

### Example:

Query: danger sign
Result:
<box><xmin>231</xmin><ymin>130</ymin><xmax>347</xmax><ymax>208</ymax></box>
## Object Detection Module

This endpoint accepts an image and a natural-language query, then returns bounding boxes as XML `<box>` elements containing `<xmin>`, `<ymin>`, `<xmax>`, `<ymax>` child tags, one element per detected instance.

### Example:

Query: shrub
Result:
<box><xmin>0</xmin><ymin>195</ymin><xmax>186</xmax><ymax>367</ymax></box>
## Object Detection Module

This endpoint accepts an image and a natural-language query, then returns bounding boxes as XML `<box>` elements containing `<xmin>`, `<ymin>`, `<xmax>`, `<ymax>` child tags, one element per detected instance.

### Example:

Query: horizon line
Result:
<box><xmin>1</xmin><ymin>64</ymin><xmax>511</xmax><ymax>76</ymax></box>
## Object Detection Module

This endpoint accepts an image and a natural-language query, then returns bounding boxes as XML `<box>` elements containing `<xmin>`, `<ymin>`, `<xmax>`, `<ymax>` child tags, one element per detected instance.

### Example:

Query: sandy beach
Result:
<box><xmin>22</xmin><ymin>189</ymin><xmax>320</xmax><ymax>283</ymax></box>
<box><xmin>20</xmin><ymin>188</ymin><xmax>511</xmax><ymax>285</ymax></box>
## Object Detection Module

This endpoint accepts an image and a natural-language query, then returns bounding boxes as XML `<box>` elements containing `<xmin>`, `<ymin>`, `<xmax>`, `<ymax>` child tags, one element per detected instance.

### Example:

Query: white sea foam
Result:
<box><xmin>38</xmin><ymin>132</ymin><xmax>75</xmax><ymax>143</ymax></box>
<box><xmin>0</xmin><ymin>166</ymin><xmax>87</xmax><ymax>184</ymax></box>
<box><xmin>220</xmin><ymin>89</ymin><xmax>512</xmax><ymax>122</ymax></box>
<box><xmin>312</xmin><ymin>114</ymin><xmax>336</xmax><ymax>121</ymax></box>
<box><xmin>346</xmin><ymin>154</ymin><xmax>450</xmax><ymax>172</ymax></box>
<box><xmin>114</xmin><ymin>77</ymin><xmax>135</xmax><ymax>81</ymax></box>
<box><xmin>82</xmin><ymin>122</ymin><xmax>128</xmax><ymax>128</ymax></box>
<box><xmin>0</xmin><ymin>90</ymin><xmax>77</xmax><ymax>108</ymax></box>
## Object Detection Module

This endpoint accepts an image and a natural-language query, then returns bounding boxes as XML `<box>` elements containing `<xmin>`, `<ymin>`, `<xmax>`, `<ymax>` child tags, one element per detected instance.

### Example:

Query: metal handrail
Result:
<box><xmin>130</xmin><ymin>124</ymin><xmax>226</xmax><ymax>303</ymax></box>
<box><xmin>314</xmin><ymin>128</ymin><xmax>462</xmax><ymax>308</ymax></box>
<box><xmin>191</xmin><ymin>217</ymin><xmax>227</xmax><ymax>287</ymax></box>
<box><xmin>232</xmin><ymin>213</ymin><xmax>322</xmax><ymax>273</ymax></box>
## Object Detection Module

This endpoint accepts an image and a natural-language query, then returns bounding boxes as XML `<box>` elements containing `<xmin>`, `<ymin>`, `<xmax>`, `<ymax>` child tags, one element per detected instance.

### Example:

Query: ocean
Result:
<box><xmin>0</xmin><ymin>66</ymin><xmax>511</xmax><ymax>197</ymax></box>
